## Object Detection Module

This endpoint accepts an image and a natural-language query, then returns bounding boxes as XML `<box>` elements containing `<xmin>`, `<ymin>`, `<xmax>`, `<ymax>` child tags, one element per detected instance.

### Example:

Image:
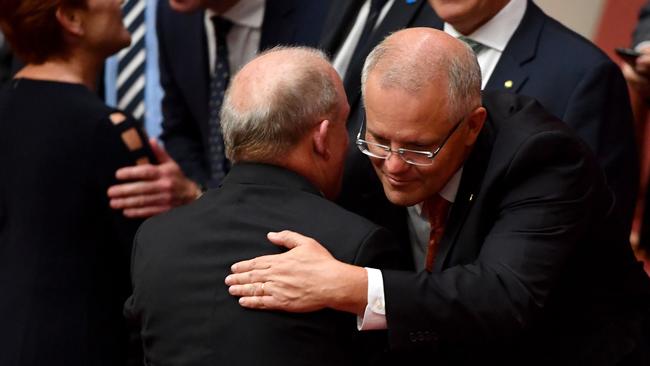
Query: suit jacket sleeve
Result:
<box><xmin>352</xmin><ymin>227</ymin><xmax>411</xmax><ymax>271</ymax></box>
<box><xmin>562</xmin><ymin>58</ymin><xmax>639</xmax><ymax>231</ymax></box>
<box><xmin>156</xmin><ymin>3</ymin><xmax>209</xmax><ymax>186</ymax></box>
<box><xmin>381</xmin><ymin>129</ymin><xmax>605</xmax><ymax>350</ymax></box>
<box><xmin>634</xmin><ymin>1</ymin><xmax>650</xmax><ymax>46</ymax></box>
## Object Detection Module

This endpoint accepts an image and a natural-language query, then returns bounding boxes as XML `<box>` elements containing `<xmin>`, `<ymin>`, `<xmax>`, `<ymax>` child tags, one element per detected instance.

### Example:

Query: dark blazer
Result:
<box><xmin>433</xmin><ymin>0</ymin><xmax>639</xmax><ymax>234</ymax></box>
<box><xmin>156</xmin><ymin>0</ymin><xmax>326</xmax><ymax>187</ymax></box>
<box><xmin>125</xmin><ymin>163</ymin><xmax>409</xmax><ymax>366</ymax></box>
<box><xmin>380</xmin><ymin>92</ymin><xmax>650</xmax><ymax>365</ymax></box>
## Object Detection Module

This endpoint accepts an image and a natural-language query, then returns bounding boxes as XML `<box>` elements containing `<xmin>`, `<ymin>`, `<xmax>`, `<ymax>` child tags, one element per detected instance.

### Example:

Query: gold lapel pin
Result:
<box><xmin>504</xmin><ymin>80</ymin><xmax>513</xmax><ymax>89</ymax></box>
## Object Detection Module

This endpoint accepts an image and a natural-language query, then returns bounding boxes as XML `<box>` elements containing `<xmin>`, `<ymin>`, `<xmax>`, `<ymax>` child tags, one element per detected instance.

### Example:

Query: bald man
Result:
<box><xmin>124</xmin><ymin>47</ymin><xmax>406</xmax><ymax>366</ymax></box>
<box><xmin>226</xmin><ymin>29</ymin><xmax>650</xmax><ymax>365</ymax></box>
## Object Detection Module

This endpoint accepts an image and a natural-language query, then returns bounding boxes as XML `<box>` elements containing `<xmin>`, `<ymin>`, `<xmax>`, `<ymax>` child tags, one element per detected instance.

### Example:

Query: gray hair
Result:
<box><xmin>361</xmin><ymin>33</ymin><xmax>482</xmax><ymax>121</ymax></box>
<box><xmin>221</xmin><ymin>46</ymin><xmax>339</xmax><ymax>163</ymax></box>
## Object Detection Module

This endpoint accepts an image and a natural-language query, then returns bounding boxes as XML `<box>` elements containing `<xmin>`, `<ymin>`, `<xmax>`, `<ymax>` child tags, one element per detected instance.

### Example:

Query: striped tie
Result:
<box><xmin>117</xmin><ymin>0</ymin><xmax>146</xmax><ymax>121</ymax></box>
<box><xmin>458</xmin><ymin>35</ymin><xmax>486</xmax><ymax>55</ymax></box>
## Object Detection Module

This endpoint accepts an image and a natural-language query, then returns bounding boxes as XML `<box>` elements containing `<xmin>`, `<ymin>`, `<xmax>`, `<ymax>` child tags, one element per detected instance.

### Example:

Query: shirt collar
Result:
<box><xmin>206</xmin><ymin>0</ymin><xmax>265</xmax><ymax>29</ymax></box>
<box><xmin>443</xmin><ymin>0</ymin><xmax>526</xmax><ymax>52</ymax></box>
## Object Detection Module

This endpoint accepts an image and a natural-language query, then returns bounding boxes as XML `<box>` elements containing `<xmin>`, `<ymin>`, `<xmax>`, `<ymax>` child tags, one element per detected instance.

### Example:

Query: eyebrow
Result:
<box><xmin>366</xmin><ymin>127</ymin><xmax>437</xmax><ymax>148</ymax></box>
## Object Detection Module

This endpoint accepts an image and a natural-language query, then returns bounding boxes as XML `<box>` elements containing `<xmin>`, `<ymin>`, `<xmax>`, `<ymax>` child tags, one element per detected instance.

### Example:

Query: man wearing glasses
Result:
<box><xmin>226</xmin><ymin>28</ymin><xmax>650</xmax><ymax>365</ymax></box>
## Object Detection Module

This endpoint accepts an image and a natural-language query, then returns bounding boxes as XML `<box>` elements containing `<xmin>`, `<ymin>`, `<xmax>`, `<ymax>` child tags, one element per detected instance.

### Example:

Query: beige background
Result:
<box><xmin>534</xmin><ymin>0</ymin><xmax>606</xmax><ymax>40</ymax></box>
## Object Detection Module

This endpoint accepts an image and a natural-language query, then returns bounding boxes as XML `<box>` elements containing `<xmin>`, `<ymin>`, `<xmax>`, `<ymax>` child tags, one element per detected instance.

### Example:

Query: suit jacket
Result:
<box><xmin>125</xmin><ymin>163</ymin><xmax>409</xmax><ymax>366</ymax></box>
<box><xmin>156</xmin><ymin>0</ymin><xmax>327</xmax><ymax>187</ymax></box>
<box><xmin>434</xmin><ymin>0</ymin><xmax>639</xmax><ymax>234</ymax></box>
<box><xmin>380</xmin><ymin>92</ymin><xmax>650</xmax><ymax>365</ymax></box>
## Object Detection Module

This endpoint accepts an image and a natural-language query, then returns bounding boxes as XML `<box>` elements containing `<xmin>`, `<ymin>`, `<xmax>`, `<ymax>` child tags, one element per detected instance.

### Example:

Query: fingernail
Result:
<box><xmin>225</xmin><ymin>275</ymin><xmax>232</xmax><ymax>284</ymax></box>
<box><xmin>230</xmin><ymin>263</ymin><xmax>238</xmax><ymax>272</ymax></box>
<box><xmin>267</xmin><ymin>232</ymin><xmax>278</xmax><ymax>238</ymax></box>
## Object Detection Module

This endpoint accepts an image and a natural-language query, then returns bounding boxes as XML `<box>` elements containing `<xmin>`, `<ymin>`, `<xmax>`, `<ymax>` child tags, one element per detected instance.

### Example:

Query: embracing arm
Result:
<box><xmin>226</xmin><ymin>231</ymin><xmax>369</xmax><ymax>315</ymax></box>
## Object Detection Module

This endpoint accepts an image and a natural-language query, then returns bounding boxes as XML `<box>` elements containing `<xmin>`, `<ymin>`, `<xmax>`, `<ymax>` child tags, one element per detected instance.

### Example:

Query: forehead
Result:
<box><xmin>364</xmin><ymin>74</ymin><xmax>452</xmax><ymax>142</ymax></box>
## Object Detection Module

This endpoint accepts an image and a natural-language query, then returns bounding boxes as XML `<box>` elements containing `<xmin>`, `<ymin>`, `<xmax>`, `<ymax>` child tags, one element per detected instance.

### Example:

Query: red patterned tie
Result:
<box><xmin>422</xmin><ymin>194</ymin><xmax>451</xmax><ymax>272</ymax></box>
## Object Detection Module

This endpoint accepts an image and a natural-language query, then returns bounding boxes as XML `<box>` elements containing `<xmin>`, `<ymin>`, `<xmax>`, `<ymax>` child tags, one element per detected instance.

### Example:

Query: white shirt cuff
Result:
<box><xmin>357</xmin><ymin>267</ymin><xmax>388</xmax><ymax>330</ymax></box>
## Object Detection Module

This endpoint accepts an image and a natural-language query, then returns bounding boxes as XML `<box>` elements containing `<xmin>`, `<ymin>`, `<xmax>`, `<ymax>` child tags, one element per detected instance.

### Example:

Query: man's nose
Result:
<box><xmin>383</xmin><ymin>152</ymin><xmax>410</xmax><ymax>174</ymax></box>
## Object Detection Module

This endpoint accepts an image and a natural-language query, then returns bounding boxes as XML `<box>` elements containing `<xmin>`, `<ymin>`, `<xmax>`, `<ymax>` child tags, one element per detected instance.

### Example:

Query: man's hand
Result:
<box><xmin>622</xmin><ymin>46</ymin><xmax>650</xmax><ymax>97</ymax></box>
<box><xmin>225</xmin><ymin>230</ymin><xmax>368</xmax><ymax>315</ymax></box>
<box><xmin>108</xmin><ymin>138</ymin><xmax>201</xmax><ymax>218</ymax></box>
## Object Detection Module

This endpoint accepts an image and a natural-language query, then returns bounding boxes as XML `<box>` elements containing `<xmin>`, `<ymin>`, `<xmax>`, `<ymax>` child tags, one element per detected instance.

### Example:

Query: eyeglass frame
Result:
<box><xmin>355</xmin><ymin>114</ymin><xmax>466</xmax><ymax>166</ymax></box>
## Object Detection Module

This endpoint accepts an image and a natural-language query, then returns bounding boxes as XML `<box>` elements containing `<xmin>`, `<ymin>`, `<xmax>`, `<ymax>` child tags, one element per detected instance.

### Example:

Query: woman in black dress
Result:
<box><xmin>0</xmin><ymin>0</ymin><xmax>155</xmax><ymax>364</ymax></box>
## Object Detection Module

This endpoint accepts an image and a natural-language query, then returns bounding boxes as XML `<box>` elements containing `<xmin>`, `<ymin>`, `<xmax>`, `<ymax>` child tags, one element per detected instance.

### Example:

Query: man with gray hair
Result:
<box><xmin>124</xmin><ymin>46</ymin><xmax>406</xmax><ymax>365</ymax></box>
<box><xmin>227</xmin><ymin>29</ymin><xmax>650</xmax><ymax>365</ymax></box>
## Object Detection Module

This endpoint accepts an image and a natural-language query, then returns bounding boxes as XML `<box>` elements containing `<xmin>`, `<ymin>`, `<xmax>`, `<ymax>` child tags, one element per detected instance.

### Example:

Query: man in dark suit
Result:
<box><xmin>226</xmin><ymin>29</ymin><xmax>650</xmax><ymax>365</ymax></box>
<box><xmin>339</xmin><ymin>0</ymin><xmax>639</xmax><ymax>239</ymax></box>
<box><xmin>426</xmin><ymin>0</ymin><xmax>639</xmax><ymax>235</ymax></box>
<box><xmin>125</xmin><ymin>46</ymin><xmax>406</xmax><ymax>365</ymax></box>
<box><xmin>106</xmin><ymin>0</ymin><xmax>327</xmax><ymax>218</ymax></box>
<box><xmin>157</xmin><ymin>0</ymin><xmax>325</xmax><ymax>188</ymax></box>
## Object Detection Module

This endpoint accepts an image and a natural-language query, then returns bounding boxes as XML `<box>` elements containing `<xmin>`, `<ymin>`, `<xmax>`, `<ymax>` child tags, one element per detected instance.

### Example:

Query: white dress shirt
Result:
<box><xmin>358</xmin><ymin>0</ymin><xmax>528</xmax><ymax>331</ymax></box>
<box><xmin>444</xmin><ymin>0</ymin><xmax>527</xmax><ymax>88</ymax></box>
<box><xmin>205</xmin><ymin>0</ymin><xmax>265</xmax><ymax>77</ymax></box>
<box><xmin>359</xmin><ymin>169</ymin><xmax>463</xmax><ymax>330</ymax></box>
<box><xmin>332</xmin><ymin>0</ymin><xmax>395</xmax><ymax>80</ymax></box>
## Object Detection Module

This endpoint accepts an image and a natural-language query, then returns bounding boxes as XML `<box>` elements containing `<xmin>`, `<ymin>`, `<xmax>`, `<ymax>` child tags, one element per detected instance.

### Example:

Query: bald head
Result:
<box><xmin>361</xmin><ymin>28</ymin><xmax>482</xmax><ymax>119</ymax></box>
<box><xmin>221</xmin><ymin>47</ymin><xmax>342</xmax><ymax>163</ymax></box>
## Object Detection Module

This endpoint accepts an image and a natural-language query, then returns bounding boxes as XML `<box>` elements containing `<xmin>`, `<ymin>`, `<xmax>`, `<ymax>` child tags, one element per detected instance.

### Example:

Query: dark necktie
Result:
<box><xmin>349</xmin><ymin>0</ymin><xmax>388</xmax><ymax>67</ymax></box>
<box><xmin>458</xmin><ymin>35</ymin><xmax>486</xmax><ymax>55</ymax></box>
<box><xmin>207</xmin><ymin>16</ymin><xmax>233</xmax><ymax>188</ymax></box>
<box><xmin>117</xmin><ymin>0</ymin><xmax>146</xmax><ymax>122</ymax></box>
<box><xmin>422</xmin><ymin>194</ymin><xmax>451</xmax><ymax>272</ymax></box>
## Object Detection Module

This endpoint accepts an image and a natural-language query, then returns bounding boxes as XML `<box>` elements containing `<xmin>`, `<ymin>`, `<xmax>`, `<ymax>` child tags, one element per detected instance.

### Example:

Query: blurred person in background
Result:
<box><xmin>0</xmin><ymin>0</ymin><xmax>157</xmax><ymax>364</ymax></box>
<box><xmin>622</xmin><ymin>0</ymin><xmax>650</xmax><ymax>267</ymax></box>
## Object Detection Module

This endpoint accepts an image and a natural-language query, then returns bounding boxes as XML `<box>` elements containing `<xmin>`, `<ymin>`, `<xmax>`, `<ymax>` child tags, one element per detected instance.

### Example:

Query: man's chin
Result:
<box><xmin>382</xmin><ymin>186</ymin><xmax>422</xmax><ymax>207</ymax></box>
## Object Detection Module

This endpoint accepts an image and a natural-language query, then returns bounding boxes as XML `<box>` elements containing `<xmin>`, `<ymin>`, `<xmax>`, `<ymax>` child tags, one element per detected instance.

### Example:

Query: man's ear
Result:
<box><xmin>313</xmin><ymin>119</ymin><xmax>331</xmax><ymax>159</ymax></box>
<box><xmin>56</xmin><ymin>6</ymin><xmax>84</xmax><ymax>37</ymax></box>
<box><xmin>464</xmin><ymin>106</ymin><xmax>486</xmax><ymax>146</ymax></box>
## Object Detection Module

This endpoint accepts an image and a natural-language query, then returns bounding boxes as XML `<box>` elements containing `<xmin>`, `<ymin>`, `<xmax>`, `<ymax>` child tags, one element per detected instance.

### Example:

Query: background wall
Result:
<box><xmin>534</xmin><ymin>0</ymin><xmax>606</xmax><ymax>40</ymax></box>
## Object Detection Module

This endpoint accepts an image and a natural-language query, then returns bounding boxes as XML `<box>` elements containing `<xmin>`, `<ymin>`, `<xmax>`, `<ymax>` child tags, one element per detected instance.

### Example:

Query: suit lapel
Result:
<box><xmin>344</xmin><ymin>0</ymin><xmax>428</xmax><ymax>110</ymax></box>
<box><xmin>177</xmin><ymin>10</ymin><xmax>210</xmax><ymax>135</ymax></box>
<box><xmin>260</xmin><ymin>0</ymin><xmax>297</xmax><ymax>50</ymax></box>
<box><xmin>433</xmin><ymin>114</ymin><xmax>495</xmax><ymax>272</ymax></box>
<box><xmin>484</xmin><ymin>1</ymin><xmax>543</xmax><ymax>93</ymax></box>
<box><xmin>319</xmin><ymin>0</ymin><xmax>366</xmax><ymax>55</ymax></box>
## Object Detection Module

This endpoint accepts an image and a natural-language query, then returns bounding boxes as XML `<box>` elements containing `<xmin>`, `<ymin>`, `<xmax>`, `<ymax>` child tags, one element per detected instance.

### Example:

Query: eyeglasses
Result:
<box><xmin>356</xmin><ymin>115</ymin><xmax>465</xmax><ymax>166</ymax></box>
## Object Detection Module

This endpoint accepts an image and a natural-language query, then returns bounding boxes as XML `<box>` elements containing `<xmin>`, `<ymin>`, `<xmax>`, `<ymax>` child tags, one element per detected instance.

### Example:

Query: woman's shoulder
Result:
<box><xmin>5</xmin><ymin>78</ymin><xmax>113</xmax><ymax>121</ymax></box>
